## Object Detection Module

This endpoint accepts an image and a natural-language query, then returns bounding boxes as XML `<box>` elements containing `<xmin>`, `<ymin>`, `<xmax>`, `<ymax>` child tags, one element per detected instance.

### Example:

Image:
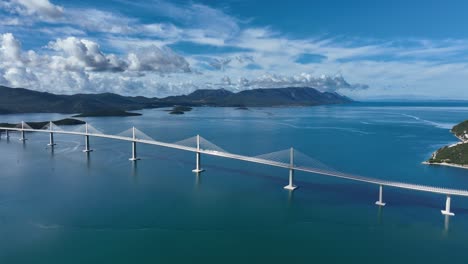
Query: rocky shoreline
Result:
<box><xmin>425</xmin><ymin>120</ymin><xmax>468</xmax><ymax>169</ymax></box>
<box><xmin>422</xmin><ymin>161</ymin><xmax>468</xmax><ymax>170</ymax></box>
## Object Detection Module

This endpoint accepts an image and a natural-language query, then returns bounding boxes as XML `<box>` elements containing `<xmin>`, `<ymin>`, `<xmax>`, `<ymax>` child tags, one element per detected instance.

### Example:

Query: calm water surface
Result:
<box><xmin>1</xmin><ymin>103</ymin><xmax>468</xmax><ymax>263</ymax></box>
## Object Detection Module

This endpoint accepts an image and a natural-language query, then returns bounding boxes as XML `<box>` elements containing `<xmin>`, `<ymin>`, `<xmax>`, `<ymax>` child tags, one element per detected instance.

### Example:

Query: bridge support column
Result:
<box><xmin>129</xmin><ymin>127</ymin><xmax>140</xmax><ymax>161</ymax></box>
<box><xmin>83</xmin><ymin>123</ymin><xmax>93</xmax><ymax>153</ymax></box>
<box><xmin>441</xmin><ymin>195</ymin><xmax>455</xmax><ymax>216</ymax></box>
<box><xmin>284</xmin><ymin>148</ymin><xmax>297</xmax><ymax>191</ymax></box>
<box><xmin>83</xmin><ymin>135</ymin><xmax>93</xmax><ymax>152</ymax></box>
<box><xmin>192</xmin><ymin>135</ymin><xmax>204</xmax><ymax>173</ymax></box>
<box><xmin>284</xmin><ymin>168</ymin><xmax>297</xmax><ymax>191</ymax></box>
<box><xmin>19</xmin><ymin>121</ymin><xmax>27</xmax><ymax>141</ymax></box>
<box><xmin>19</xmin><ymin>130</ymin><xmax>26</xmax><ymax>141</ymax></box>
<box><xmin>375</xmin><ymin>185</ymin><xmax>386</xmax><ymax>206</ymax></box>
<box><xmin>47</xmin><ymin>122</ymin><xmax>56</xmax><ymax>146</ymax></box>
<box><xmin>5</xmin><ymin>130</ymin><xmax>9</xmax><ymax>139</ymax></box>
<box><xmin>48</xmin><ymin>132</ymin><xmax>56</xmax><ymax>146</ymax></box>
<box><xmin>129</xmin><ymin>141</ymin><xmax>139</xmax><ymax>161</ymax></box>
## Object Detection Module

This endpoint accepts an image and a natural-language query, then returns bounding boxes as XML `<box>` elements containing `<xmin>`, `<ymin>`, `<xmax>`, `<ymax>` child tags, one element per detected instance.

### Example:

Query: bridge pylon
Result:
<box><xmin>129</xmin><ymin>127</ymin><xmax>140</xmax><ymax>161</ymax></box>
<box><xmin>284</xmin><ymin>147</ymin><xmax>298</xmax><ymax>191</ymax></box>
<box><xmin>192</xmin><ymin>135</ymin><xmax>204</xmax><ymax>173</ymax></box>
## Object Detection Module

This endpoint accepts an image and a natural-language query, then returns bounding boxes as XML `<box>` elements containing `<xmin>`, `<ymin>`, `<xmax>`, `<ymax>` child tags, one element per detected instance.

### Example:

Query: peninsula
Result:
<box><xmin>426</xmin><ymin>120</ymin><xmax>468</xmax><ymax>169</ymax></box>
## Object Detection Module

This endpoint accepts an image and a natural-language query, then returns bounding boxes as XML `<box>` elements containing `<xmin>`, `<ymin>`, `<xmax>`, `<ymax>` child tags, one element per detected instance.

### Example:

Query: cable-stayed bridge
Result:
<box><xmin>1</xmin><ymin>121</ymin><xmax>466</xmax><ymax>217</ymax></box>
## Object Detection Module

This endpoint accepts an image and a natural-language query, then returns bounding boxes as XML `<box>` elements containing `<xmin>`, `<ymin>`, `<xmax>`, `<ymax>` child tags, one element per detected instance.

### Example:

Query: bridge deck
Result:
<box><xmin>3</xmin><ymin>127</ymin><xmax>468</xmax><ymax>197</ymax></box>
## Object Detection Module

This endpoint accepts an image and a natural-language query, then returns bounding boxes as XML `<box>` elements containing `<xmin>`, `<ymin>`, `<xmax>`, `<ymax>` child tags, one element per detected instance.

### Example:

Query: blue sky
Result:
<box><xmin>1</xmin><ymin>0</ymin><xmax>468</xmax><ymax>98</ymax></box>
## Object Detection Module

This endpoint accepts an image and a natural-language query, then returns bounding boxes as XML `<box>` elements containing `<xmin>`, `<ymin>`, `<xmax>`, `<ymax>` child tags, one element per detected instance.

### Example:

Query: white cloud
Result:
<box><xmin>14</xmin><ymin>0</ymin><xmax>63</xmax><ymax>20</ymax></box>
<box><xmin>209</xmin><ymin>58</ymin><xmax>232</xmax><ymax>71</ymax></box>
<box><xmin>38</xmin><ymin>26</ymin><xmax>86</xmax><ymax>36</ymax></box>
<box><xmin>149</xmin><ymin>1</ymin><xmax>240</xmax><ymax>39</ymax></box>
<box><xmin>127</xmin><ymin>45</ymin><xmax>191</xmax><ymax>73</ymax></box>
<box><xmin>0</xmin><ymin>33</ymin><xmax>22</xmax><ymax>63</ymax></box>
<box><xmin>48</xmin><ymin>37</ymin><xmax>127</xmax><ymax>72</ymax></box>
<box><xmin>0</xmin><ymin>17</ymin><xmax>21</xmax><ymax>26</ymax></box>
<box><xmin>46</xmin><ymin>37</ymin><xmax>191</xmax><ymax>74</ymax></box>
<box><xmin>0</xmin><ymin>33</ymin><xmax>196</xmax><ymax>96</ymax></box>
<box><xmin>235</xmin><ymin>55</ymin><xmax>254</xmax><ymax>63</ymax></box>
<box><xmin>220</xmin><ymin>73</ymin><xmax>368</xmax><ymax>92</ymax></box>
<box><xmin>65</xmin><ymin>8</ymin><xmax>135</xmax><ymax>35</ymax></box>
<box><xmin>4</xmin><ymin>66</ymin><xmax>38</xmax><ymax>87</ymax></box>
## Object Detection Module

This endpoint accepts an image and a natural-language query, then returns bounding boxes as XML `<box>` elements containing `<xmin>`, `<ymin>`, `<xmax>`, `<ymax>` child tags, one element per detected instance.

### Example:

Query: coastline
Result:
<box><xmin>423</xmin><ymin>125</ymin><xmax>468</xmax><ymax>170</ymax></box>
<box><xmin>422</xmin><ymin>161</ymin><xmax>468</xmax><ymax>170</ymax></box>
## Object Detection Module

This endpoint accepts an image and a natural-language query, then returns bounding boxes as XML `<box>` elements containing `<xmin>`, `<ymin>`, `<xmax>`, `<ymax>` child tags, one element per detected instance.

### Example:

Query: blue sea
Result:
<box><xmin>1</xmin><ymin>102</ymin><xmax>468</xmax><ymax>263</ymax></box>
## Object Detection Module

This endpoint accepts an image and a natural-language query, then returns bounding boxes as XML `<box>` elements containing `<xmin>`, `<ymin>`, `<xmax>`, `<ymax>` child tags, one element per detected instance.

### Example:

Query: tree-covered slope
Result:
<box><xmin>452</xmin><ymin>120</ymin><xmax>468</xmax><ymax>140</ymax></box>
<box><xmin>428</xmin><ymin>119</ymin><xmax>468</xmax><ymax>166</ymax></box>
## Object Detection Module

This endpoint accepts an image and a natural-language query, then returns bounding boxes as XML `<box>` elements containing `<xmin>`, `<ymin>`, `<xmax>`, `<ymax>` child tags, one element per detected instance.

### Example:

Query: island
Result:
<box><xmin>167</xmin><ymin>106</ymin><xmax>193</xmax><ymax>115</ymax></box>
<box><xmin>0</xmin><ymin>118</ymin><xmax>85</xmax><ymax>129</ymax></box>
<box><xmin>73</xmin><ymin>110</ymin><xmax>142</xmax><ymax>117</ymax></box>
<box><xmin>425</xmin><ymin>120</ymin><xmax>468</xmax><ymax>169</ymax></box>
<box><xmin>235</xmin><ymin>106</ymin><xmax>249</xmax><ymax>110</ymax></box>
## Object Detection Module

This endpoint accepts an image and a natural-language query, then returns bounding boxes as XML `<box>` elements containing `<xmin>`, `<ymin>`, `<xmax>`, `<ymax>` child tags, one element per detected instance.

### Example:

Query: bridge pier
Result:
<box><xmin>284</xmin><ymin>168</ymin><xmax>297</xmax><ymax>191</ymax></box>
<box><xmin>48</xmin><ymin>132</ymin><xmax>56</xmax><ymax>146</ymax></box>
<box><xmin>129</xmin><ymin>127</ymin><xmax>140</xmax><ymax>161</ymax></box>
<box><xmin>19</xmin><ymin>121</ymin><xmax>27</xmax><ymax>141</ymax></box>
<box><xmin>375</xmin><ymin>185</ymin><xmax>386</xmax><ymax>206</ymax></box>
<box><xmin>19</xmin><ymin>130</ymin><xmax>27</xmax><ymax>141</ymax></box>
<box><xmin>83</xmin><ymin>135</ymin><xmax>93</xmax><ymax>152</ymax></box>
<box><xmin>192</xmin><ymin>135</ymin><xmax>204</xmax><ymax>173</ymax></box>
<box><xmin>47</xmin><ymin>122</ymin><xmax>56</xmax><ymax>146</ymax></box>
<box><xmin>129</xmin><ymin>141</ymin><xmax>139</xmax><ymax>161</ymax></box>
<box><xmin>284</xmin><ymin>148</ymin><xmax>297</xmax><ymax>191</ymax></box>
<box><xmin>441</xmin><ymin>195</ymin><xmax>455</xmax><ymax>216</ymax></box>
<box><xmin>82</xmin><ymin>124</ymin><xmax>93</xmax><ymax>153</ymax></box>
<box><xmin>5</xmin><ymin>130</ymin><xmax>9</xmax><ymax>140</ymax></box>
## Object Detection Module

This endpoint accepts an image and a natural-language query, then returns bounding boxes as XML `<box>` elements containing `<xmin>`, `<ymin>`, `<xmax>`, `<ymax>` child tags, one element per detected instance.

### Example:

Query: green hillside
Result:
<box><xmin>428</xmin><ymin>119</ymin><xmax>468</xmax><ymax>166</ymax></box>
<box><xmin>428</xmin><ymin>143</ymin><xmax>468</xmax><ymax>165</ymax></box>
<box><xmin>452</xmin><ymin>120</ymin><xmax>468</xmax><ymax>140</ymax></box>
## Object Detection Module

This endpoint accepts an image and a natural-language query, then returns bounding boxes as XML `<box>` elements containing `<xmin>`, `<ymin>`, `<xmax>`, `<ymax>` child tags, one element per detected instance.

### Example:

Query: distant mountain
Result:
<box><xmin>159</xmin><ymin>87</ymin><xmax>351</xmax><ymax>107</ymax></box>
<box><xmin>0</xmin><ymin>85</ymin><xmax>352</xmax><ymax>114</ymax></box>
<box><xmin>0</xmin><ymin>86</ymin><xmax>161</xmax><ymax>114</ymax></box>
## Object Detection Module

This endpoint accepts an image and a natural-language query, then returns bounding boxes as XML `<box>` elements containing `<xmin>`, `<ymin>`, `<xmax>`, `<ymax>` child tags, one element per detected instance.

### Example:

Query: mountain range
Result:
<box><xmin>0</xmin><ymin>85</ymin><xmax>352</xmax><ymax>114</ymax></box>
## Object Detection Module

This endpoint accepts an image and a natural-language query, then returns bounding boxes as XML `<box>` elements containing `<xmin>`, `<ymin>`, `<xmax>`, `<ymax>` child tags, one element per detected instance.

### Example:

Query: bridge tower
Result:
<box><xmin>47</xmin><ymin>121</ymin><xmax>56</xmax><ymax>147</ymax></box>
<box><xmin>375</xmin><ymin>185</ymin><xmax>386</xmax><ymax>206</ymax></box>
<box><xmin>284</xmin><ymin>147</ymin><xmax>297</xmax><ymax>191</ymax></box>
<box><xmin>441</xmin><ymin>195</ymin><xmax>455</xmax><ymax>216</ymax></box>
<box><xmin>19</xmin><ymin>121</ymin><xmax>27</xmax><ymax>141</ymax></box>
<box><xmin>82</xmin><ymin>123</ymin><xmax>93</xmax><ymax>153</ymax></box>
<box><xmin>192</xmin><ymin>135</ymin><xmax>204</xmax><ymax>173</ymax></box>
<box><xmin>129</xmin><ymin>127</ymin><xmax>140</xmax><ymax>161</ymax></box>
